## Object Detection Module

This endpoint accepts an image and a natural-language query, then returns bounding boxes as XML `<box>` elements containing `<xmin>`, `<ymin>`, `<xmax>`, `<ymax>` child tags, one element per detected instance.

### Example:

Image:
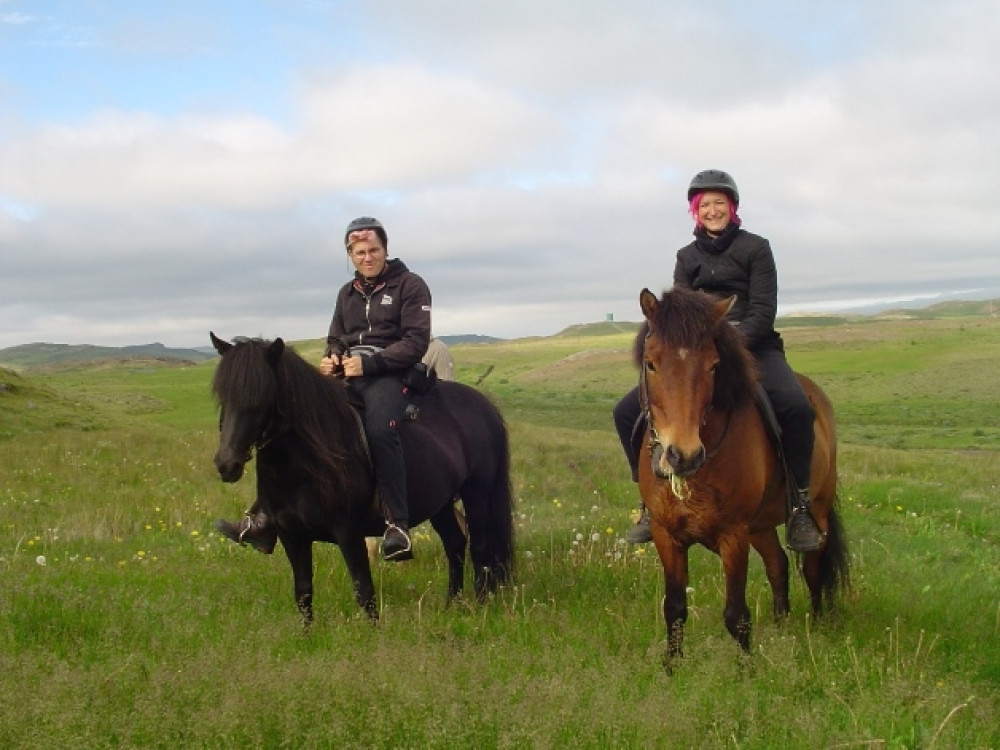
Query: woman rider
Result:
<box><xmin>612</xmin><ymin>170</ymin><xmax>823</xmax><ymax>552</ymax></box>
<box><xmin>215</xmin><ymin>216</ymin><xmax>432</xmax><ymax>561</ymax></box>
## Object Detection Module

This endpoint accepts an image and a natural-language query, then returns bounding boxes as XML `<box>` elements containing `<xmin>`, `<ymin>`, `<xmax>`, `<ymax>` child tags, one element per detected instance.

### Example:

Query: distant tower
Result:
<box><xmin>606</xmin><ymin>313</ymin><xmax>614</xmax><ymax>322</ymax></box>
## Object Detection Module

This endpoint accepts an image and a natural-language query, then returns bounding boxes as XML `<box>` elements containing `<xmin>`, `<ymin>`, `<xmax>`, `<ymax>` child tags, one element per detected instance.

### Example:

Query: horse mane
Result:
<box><xmin>213</xmin><ymin>339</ymin><xmax>370</xmax><ymax>502</ymax></box>
<box><xmin>634</xmin><ymin>287</ymin><xmax>758</xmax><ymax>412</ymax></box>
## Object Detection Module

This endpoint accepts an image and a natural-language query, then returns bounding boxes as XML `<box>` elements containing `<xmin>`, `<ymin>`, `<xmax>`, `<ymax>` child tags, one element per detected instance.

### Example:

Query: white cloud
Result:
<box><xmin>1</xmin><ymin>0</ymin><xmax>999</xmax><ymax>349</ymax></box>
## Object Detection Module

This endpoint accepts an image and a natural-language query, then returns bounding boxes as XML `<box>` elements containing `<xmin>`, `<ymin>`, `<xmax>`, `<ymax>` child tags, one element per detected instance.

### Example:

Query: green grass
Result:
<box><xmin>1</xmin><ymin>316</ymin><xmax>999</xmax><ymax>748</ymax></box>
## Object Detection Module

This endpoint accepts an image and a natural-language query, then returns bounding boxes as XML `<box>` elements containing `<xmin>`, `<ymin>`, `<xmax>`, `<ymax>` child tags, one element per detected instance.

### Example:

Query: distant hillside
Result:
<box><xmin>0</xmin><ymin>342</ymin><xmax>216</xmax><ymax>370</ymax></box>
<box><xmin>439</xmin><ymin>334</ymin><xmax>504</xmax><ymax>346</ymax></box>
<box><xmin>3</xmin><ymin>298</ymin><xmax>996</xmax><ymax>369</ymax></box>
<box><xmin>875</xmin><ymin>298</ymin><xmax>1000</xmax><ymax>320</ymax></box>
<box><xmin>555</xmin><ymin>321</ymin><xmax>642</xmax><ymax>337</ymax></box>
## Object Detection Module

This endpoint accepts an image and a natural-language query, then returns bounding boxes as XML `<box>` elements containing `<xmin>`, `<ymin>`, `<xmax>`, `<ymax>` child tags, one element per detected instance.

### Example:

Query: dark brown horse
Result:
<box><xmin>210</xmin><ymin>333</ymin><xmax>515</xmax><ymax>623</ymax></box>
<box><xmin>635</xmin><ymin>287</ymin><xmax>848</xmax><ymax>664</ymax></box>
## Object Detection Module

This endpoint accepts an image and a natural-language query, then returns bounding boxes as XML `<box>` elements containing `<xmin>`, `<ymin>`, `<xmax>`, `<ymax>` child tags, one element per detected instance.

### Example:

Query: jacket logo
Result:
<box><xmin>380</xmin><ymin>294</ymin><xmax>393</xmax><ymax>305</ymax></box>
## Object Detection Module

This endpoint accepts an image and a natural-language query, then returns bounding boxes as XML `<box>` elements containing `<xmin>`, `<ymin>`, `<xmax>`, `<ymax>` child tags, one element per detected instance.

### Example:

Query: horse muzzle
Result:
<box><xmin>651</xmin><ymin>440</ymin><xmax>705</xmax><ymax>479</ymax></box>
<box><xmin>214</xmin><ymin>449</ymin><xmax>246</xmax><ymax>483</ymax></box>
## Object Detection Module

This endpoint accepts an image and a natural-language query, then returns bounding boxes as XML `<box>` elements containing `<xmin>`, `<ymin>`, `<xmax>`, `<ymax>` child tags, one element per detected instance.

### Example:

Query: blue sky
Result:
<box><xmin>2</xmin><ymin>0</ymin><xmax>999</xmax><ymax>348</ymax></box>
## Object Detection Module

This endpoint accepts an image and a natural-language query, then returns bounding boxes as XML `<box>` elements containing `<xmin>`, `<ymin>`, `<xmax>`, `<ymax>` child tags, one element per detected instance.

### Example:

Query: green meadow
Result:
<box><xmin>1</xmin><ymin>312</ymin><xmax>999</xmax><ymax>749</ymax></box>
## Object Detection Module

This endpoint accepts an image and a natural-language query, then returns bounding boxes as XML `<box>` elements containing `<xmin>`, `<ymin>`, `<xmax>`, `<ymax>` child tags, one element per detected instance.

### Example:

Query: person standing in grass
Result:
<box><xmin>613</xmin><ymin>169</ymin><xmax>823</xmax><ymax>552</ymax></box>
<box><xmin>216</xmin><ymin>216</ymin><xmax>432</xmax><ymax>562</ymax></box>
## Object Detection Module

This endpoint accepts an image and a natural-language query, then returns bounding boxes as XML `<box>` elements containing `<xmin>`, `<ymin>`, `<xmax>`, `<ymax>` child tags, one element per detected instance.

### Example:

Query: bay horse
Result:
<box><xmin>635</xmin><ymin>288</ymin><xmax>848</xmax><ymax>664</ymax></box>
<box><xmin>209</xmin><ymin>333</ymin><xmax>515</xmax><ymax>623</ymax></box>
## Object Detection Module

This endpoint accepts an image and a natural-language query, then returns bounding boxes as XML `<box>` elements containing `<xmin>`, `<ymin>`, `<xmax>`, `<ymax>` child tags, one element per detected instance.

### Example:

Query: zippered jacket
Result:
<box><xmin>673</xmin><ymin>224</ymin><xmax>783</xmax><ymax>353</ymax></box>
<box><xmin>326</xmin><ymin>258</ymin><xmax>432</xmax><ymax>375</ymax></box>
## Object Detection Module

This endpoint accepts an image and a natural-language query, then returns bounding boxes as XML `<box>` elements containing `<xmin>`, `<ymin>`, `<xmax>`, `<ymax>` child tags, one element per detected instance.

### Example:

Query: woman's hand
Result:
<box><xmin>319</xmin><ymin>354</ymin><xmax>341</xmax><ymax>376</ymax></box>
<box><xmin>340</xmin><ymin>355</ymin><xmax>364</xmax><ymax>378</ymax></box>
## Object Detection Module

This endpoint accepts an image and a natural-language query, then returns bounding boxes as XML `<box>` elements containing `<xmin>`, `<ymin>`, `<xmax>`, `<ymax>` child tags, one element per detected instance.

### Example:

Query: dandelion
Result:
<box><xmin>35</xmin><ymin>555</ymin><xmax>47</xmax><ymax>566</ymax></box>
<box><xmin>575</xmin><ymin>533</ymin><xmax>584</xmax><ymax>542</ymax></box>
<box><xmin>190</xmin><ymin>530</ymin><xmax>200</xmax><ymax>537</ymax></box>
<box><xmin>591</xmin><ymin>532</ymin><xmax>601</xmax><ymax>542</ymax></box>
<box><xmin>605</xmin><ymin>527</ymin><xmax>614</xmax><ymax>535</ymax></box>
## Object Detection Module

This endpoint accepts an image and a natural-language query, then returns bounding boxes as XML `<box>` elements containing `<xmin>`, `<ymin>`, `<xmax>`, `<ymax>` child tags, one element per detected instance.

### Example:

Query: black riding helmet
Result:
<box><xmin>687</xmin><ymin>170</ymin><xmax>739</xmax><ymax>207</ymax></box>
<box><xmin>344</xmin><ymin>216</ymin><xmax>388</xmax><ymax>249</ymax></box>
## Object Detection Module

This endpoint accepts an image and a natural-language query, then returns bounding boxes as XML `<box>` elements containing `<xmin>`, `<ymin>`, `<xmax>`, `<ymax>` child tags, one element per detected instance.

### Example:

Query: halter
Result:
<box><xmin>638</xmin><ymin>333</ymin><xmax>733</xmax><ymax>473</ymax></box>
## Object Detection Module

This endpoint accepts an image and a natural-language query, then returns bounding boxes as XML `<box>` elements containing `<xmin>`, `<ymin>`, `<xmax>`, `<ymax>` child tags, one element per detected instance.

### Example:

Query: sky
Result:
<box><xmin>2</xmin><ymin>0</ymin><xmax>999</xmax><ymax>349</ymax></box>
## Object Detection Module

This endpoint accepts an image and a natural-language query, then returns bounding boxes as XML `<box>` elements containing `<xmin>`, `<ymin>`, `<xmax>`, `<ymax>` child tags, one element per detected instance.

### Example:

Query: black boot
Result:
<box><xmin>625</xmin><ymin>504</ymin><xmax>652</xmax><ymax>544</ymax></box>
<box><xmin>382</xmin><ymin>523</ymin><xmax>413</xmax><ymax>562</ymax></box>
<box><xmin>786</xmin><ymin>489</ymin><xmax>823</xmax><ymax>552</ymax></box>
<box><xmin>214</xmin><ymin>511</ymin><xmax>277</xmax><ymax>554</ymax></box>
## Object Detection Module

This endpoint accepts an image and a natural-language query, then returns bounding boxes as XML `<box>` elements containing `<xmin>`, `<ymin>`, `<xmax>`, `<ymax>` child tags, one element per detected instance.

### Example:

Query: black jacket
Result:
<box><xmin>673</xmin><ymin>224</ymin><xmax>783</xmax><ymax>352</ymax></box>
<box><xmin>326</xmin><ymin>259</ymin><xmax>432</xmax><ymax>375</ymax></box>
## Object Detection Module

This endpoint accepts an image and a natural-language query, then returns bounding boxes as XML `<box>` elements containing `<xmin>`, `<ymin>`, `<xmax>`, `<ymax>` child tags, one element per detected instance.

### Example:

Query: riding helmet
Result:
<box><xmin>344</xmin><ymin>216</ymin><xmax>388</xmax><ymax>249</ymax></box>
<box><xmin>687</xmin><ymin>170</ymin><xmax>739</xmax><ymax>207</ymax></box>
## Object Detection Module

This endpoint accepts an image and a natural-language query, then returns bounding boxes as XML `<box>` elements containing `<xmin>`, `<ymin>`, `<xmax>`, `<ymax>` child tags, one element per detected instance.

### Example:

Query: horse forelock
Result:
<box><xmin>212</xmin><ymin>338</ymin><xmax>276</xmax><ymax>409</ymax></box>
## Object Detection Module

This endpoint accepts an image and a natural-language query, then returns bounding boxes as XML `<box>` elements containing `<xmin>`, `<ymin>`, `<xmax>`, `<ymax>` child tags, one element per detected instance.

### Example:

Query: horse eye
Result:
<box><xmin>645</xmin><ymin>359</ymin><xmax>657</xmax><ymax>373</ymax></box>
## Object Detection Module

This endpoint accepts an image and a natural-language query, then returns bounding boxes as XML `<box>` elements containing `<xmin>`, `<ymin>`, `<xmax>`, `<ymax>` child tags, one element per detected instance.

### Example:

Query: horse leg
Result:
<box><xmin>338</xmin><ymin>532</ymin><xmax>378</xmax><ymax>621</ymax></box>
<box><xmin>461</xmin><ymin>484</ymin><xmax>513</xmax><ymax>601</ymax></box>
<box><xmin>750</xmin><ymin>529</ymin><xmax>790</xmax><ymax>620</ymax></box>
<box><xmin>430</xmin><ymin>504</ymin><xmax>468</xmax><ymax>602</ymax></box>
<box><xmin>719</xmin><ymin>534</ymin><xmax>752</xmax><ymax>652</ymax></box>
<box><xmin>652</xmin><ymin>533</ymin><xmax>690</xmax><ymax>666</ymax></box>
<box><xmin>280</xmin><ymin>535</ymin><xmax>315</xmax><ymax>627</ymax></box>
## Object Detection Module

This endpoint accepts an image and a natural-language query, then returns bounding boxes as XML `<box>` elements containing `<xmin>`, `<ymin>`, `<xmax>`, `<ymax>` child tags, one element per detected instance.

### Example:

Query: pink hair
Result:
<box><xmin>688</xmin><ymin>192</ymin><xmax>741</xmax><ymax>229</ymax></box>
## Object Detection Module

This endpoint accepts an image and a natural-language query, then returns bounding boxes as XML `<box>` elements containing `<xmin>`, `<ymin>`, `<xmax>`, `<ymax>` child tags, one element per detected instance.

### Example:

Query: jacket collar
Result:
<box><xmin>694</xmin><ymin>222</ymin><xmax>742</xmax><ymax>254</ymax></box>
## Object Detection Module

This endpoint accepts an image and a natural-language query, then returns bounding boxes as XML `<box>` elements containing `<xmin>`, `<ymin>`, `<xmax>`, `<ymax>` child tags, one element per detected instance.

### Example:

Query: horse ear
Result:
<box><xmin>210</xmin><ymin>331</ymin><xmax>232</xmax><ymax>355</ymax></box>
<box><xmin>715</xmin><ymin>295</ymin><xmax>737</xmax><ymax>321</ymax></box>
<box><xmin>266</xmin><ymin>337</ymin><xmax>285</xmax><ymax>365</ymax></box>
<box><xmin>639</xmin><ymin>288</ymin><xmax>659</xmax><ymax>322</ymax></box>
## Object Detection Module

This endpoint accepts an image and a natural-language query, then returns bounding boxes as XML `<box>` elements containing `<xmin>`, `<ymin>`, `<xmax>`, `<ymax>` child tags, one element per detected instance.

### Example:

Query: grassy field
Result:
<box><xmin>1</xmin><ymin>313</ymin><xmax>999</xmax><ymax>749</ymax></box>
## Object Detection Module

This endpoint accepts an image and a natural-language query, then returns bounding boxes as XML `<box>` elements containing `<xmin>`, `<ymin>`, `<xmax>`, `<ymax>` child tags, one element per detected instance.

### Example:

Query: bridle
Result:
<box><xmin>638</xmin><ymin>334</ymin><xmax>733</xmax><ymax>467</ymax></box>
<box><xmin>218</xmin><ymin>405</ymin><xmax>281</xmax><ymax>465</ymax></box>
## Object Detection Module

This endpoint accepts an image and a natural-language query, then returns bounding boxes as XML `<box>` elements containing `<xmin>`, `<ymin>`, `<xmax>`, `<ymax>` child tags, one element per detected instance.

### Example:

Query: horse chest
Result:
<box><xmin>650</xmin><ymin>482</ymin><xmax>730</xmax><ymax>544</ymax></box>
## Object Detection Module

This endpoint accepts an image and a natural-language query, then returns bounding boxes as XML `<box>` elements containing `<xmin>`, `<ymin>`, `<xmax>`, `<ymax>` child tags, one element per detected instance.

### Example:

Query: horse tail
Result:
<box><xmin>484</xmin><ymin>415</ymin><xmax>516</xmax><ymax>586</ymax></box>
<box><xmin>817</xmin><ymin>499</ymin><xmax>850</xmax><ymax>610</ymax></box>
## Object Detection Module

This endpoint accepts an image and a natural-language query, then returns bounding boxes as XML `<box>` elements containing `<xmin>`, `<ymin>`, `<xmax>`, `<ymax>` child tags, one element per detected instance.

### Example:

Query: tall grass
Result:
<box><xmin>1</xmin><ymin>316</ymin><xmax>999</xmax><ymax>748</ymax></box>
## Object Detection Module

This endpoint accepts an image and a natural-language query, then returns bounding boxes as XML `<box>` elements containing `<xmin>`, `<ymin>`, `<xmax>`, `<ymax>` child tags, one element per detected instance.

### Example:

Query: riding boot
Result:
<box><xmin>214</xmin><ymin>510</ymin><xmax>277</xmax><ymax>554</ymax></box>
<box><xmin>625</xmin><ymin>503</ymin><xmax>653</xmax><ymax>544</ymax></box>
<box><xmin>786</xmin><ymin>489</ymin><xmax>823</xmax><ymax>553</ymax></box>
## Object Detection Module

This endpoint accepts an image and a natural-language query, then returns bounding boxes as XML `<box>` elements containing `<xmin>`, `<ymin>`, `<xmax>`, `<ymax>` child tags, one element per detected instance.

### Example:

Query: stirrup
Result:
<box><xmin>382</xmin><ymin>524</ymin><xmax>413</xmax><ymax>561</ymax></box>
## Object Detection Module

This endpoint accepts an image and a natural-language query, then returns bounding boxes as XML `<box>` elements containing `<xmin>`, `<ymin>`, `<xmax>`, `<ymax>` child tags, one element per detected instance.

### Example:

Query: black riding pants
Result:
<box><xmin>612</xmin><ymin>347</ymin><xmax>815</xmax><ymax>491</ymax></box>
<box><xmin>348</xmin><ymin>373</ymin><xmax>410</xmax><ymax>527</ymax></box>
